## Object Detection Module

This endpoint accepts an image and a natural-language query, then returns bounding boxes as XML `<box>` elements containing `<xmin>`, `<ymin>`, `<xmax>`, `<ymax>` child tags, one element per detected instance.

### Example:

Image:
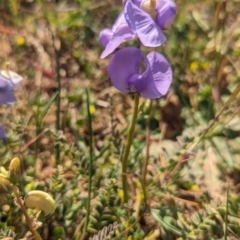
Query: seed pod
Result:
<box><xmin>24</xmin><ymin>190</ymin><xmax>56</xmax><ymax>217</ymax></box>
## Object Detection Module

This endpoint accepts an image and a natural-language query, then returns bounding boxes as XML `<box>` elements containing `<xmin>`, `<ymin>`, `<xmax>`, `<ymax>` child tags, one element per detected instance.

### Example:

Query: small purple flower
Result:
<box><xmin>107</xmin><ymin>47</ymin><xmax>172</xmax><ymax>99</ymax></box>
<box><xmin>0</xmin><ymin>125</ymin><xmax>6</xmax><ymax>139</ymax></box>
<box><xmin>100</xmin><ymin>11</ymin><xmax>135</xmax><ymax>58</ymax></box>
<box><xmin>124</xmin><ymin>0</ymin><xmax>176</xmax><ymax>47</ymax></box>
<box><xmin>0</xmin><ymin>70</ymin><xmax>23</xmax><ymax>104</ymax></box>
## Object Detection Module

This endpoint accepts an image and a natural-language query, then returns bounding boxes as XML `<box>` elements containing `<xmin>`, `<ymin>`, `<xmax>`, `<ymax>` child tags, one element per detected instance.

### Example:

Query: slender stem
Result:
<box><xmin>142</xmin><ymin>100</ymin><xmax>152</xmax><ymax>185</ymax></box>
<box><xmin>84</xmin><ymin>89</ymin><xmax>93</xmax><ymax>232</ymax></box>
<box><xmin>122</xmin><ymin>94</ymin><xmax>140</xmax><ymax>203</ymax></box>
<box><xmin>224</xmin><ymin>182</ymin><xmax>229</xmax><ymax>240</ymax></box>
<box><xmin>39</xmin><ymin>0</ymin><xmax>61</xmax><ymax>165</ymax></box>
<box><xmin>12</xmin><ymin>186</ymin><xmax>43</xmax><ymax>240</ymax></box>
<box><xmin>49</xmin><ymin>26</ymin><xmax>61</xmax><ymax>165</ymax></box>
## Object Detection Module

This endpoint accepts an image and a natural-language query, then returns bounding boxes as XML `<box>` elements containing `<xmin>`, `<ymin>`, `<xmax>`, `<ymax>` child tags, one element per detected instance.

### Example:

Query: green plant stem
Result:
<box><xmin>84</xmin><ymin>89</ymin><xmax>93</xmax><ymax>233</ymax></box>
<box><xmin>142</xmin><ymin>100</ymin><xmax>152</xmax><ymax>185</ymax></box>
<box><xmin>224</xmin><ymin>182</ymin><xmax>229</xmax><ymax>240</ymax></box>
<box><xmin>49</xmin><ymin>27</ymin><xmax>61</xmax><ymax>165</ymax></box>
<box><xmin>122</xmin><ymin>94</ymin><xmax>140</xmax><ymax>203</ymax></box>
<box><xmin>12</xmin><ymin>186</ymin><xmax>43</xmax><ymax>240</ymax></box>
<box><xmin>39</xmin><ymin>0</ymin><xmax>61</xmax><ymax>165</ymax></box>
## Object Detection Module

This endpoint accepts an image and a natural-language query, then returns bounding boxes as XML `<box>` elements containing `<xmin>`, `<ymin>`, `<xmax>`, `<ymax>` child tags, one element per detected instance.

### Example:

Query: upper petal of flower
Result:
<box><xmin>0</xmin><ymin>70</ymin><xmax>23</xmax><ymax>87</ymax></box>
<box><xmin>107</xmin><ymin>47</ymin><xmax>144</xmax><ymax>93</ymax></box>
<box><xmin>124</xmin><ymin>0</ymin><xmax>166</xmax><ymax>47</ymax></box>
<box><xmin>0</xmin><ymin>125</ymin><xmax>6</xmax><ymax>139</ymax></box>
<box><xmin>156</xmin><ymin>0</ymin><xmax>176</xmax><ymax>29</ymax></box>
<box><xmin>101</xmin><ymin>24</ymin><xmax>135</xmax><ymax>58</ymax></box>
<box><xmin>140</xmin><ymin>51</ymin><xmax>172</xmax><ymax>99</ymax></box>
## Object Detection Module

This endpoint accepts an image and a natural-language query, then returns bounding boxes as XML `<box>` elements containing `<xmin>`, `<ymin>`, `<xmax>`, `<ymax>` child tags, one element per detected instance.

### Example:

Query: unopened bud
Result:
<box><xmin>156</xmin><ymin>0</ymin><xmax>176</xmax><ymax>29</ymax></box>
<box><xmin>8</xmin><ymin>157</ymin><xmax>21</xmax><ymax>184</ymax></box>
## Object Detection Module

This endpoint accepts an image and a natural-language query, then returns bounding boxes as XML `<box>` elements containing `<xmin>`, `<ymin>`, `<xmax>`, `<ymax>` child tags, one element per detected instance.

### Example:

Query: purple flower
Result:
<box><xmin>107</xmin><ymin>47</ymin><xmax>172</xmax><ymax>99</ymax></box>
<box><xmin>100</xmin><ymin>12</ymin><xmax>135</xmax><ymax>58</ymax></box>
<box><xmin>0</xmin><ymin>125</ymin><xmax>6</xmax><ymax>139</ymax></box>
<box><xmin>124</xmin><ymin>0</ymin><xmax>176</xmax><ymax>47</ymax></box>
<box><xmin>0</xmin><ymin>70</ymin><xmax>23</xmax><ymax>104</ymax></box>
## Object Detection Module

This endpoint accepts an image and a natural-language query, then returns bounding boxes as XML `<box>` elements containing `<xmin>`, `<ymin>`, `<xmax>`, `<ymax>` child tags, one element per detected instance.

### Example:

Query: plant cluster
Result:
<box><xmin>0</xmin><ymin>0</ymin><xmax>240</xmax><ymax>239</ymax></box>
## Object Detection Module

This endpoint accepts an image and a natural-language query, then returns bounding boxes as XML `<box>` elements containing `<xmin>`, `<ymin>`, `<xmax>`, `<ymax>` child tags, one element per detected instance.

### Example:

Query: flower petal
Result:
<box><xmin>0</xmin><ymin>70</ymin><xmax>23</xmax><ymax>87</ymax></box>
<box><xmin>101</xmin><ymin>24</ymin><xmax>135</xmax><ymax>58</ymax></box>
<box><xmin>128</xmin><ymin>74</ymin><xmax>147</xmax><ymax>92</ymax></box>
<box><xmin>0</xmin><ymin>125</ymin><xmax>6</xmax><ymax>139</ymax></box>
<box><xmin>107</xmin><ymin>47</ymin><xmax>144</xmax><ymax>93</ymax></box>
<box><xmin>124</xmin><ymin>0</ymin><xmax>166</xmax><ymax>47</ymax></box>
<box><xmin>112</xmin><ymin>11</ymin><xmax>127</xmax><ymax>32</ymax></box>
<box><xmin>99</xmin><ymin>28</ymin><xmax>113</xmax><ymax>48</ymax></box>
<box><xmin>0</xmin><ymin>75</ymin><xmax>17</xmax><ymax>104</ymax></box>
<box><xmin>123</xmin><ymin>0</ymin><xmax>143</xmax><ymax>7</ymax></box>
<box><xmin>156</xmin><ymin>0</ymin><xmax>176</xmax><ymax>29</ymax></box>
<box><xmin>0</xmin><ymin>76</ymin><xmax>11</xmax><ymax>92</ymax></box>
<box><xmin>0</xmin><ymin>91</ymin><xmax>16</xmax><ymax>104</ymax></box>
<box><xmin>140</xmin><ymin>51</ymin><xmax>172</xmax><ymax>99</ymax></box>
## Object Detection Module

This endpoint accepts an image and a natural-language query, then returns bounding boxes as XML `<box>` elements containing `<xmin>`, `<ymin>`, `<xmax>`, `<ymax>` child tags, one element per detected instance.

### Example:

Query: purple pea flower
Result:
<box><xmin>0</xmin><ymin>70</ymin><xmax>23</xmax><ymax>104</ymax></box>
<box><xmin>124</xmin><ymin>0</ymin><xmax>176</xmax><ymax>47</ymax></box>
<box><xmin>100</xmin><ymin>11</ymin><xmax>135</xmax><ymax>58</ymax></box>
<box><xmin>0</xmin><ymin>125</ymin><xmax>6</xmax><ymax>139</ymax></box>
<box><xmin>107</xmin><ymin>47</ymin><xmax>172</xmax><ymax>99</ymax></box>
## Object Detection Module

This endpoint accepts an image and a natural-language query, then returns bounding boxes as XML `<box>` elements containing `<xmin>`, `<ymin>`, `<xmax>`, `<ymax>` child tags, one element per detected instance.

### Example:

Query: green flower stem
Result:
<box><xmin>39</xmin><ymin>0</ymin><xmax>61</xmax><ymax>165</ymax></box>
<box><xmin>122</xmin><ymin>94</ymin><xmax>140</xmax><ymax>203</ymax></box>
<box><xmin>84</xmin><ymin>89</ymin><xmax>93</xmax><ymax>233</ymax></box>
<box><xmin>12</xmin><ymin>186</ymin><xmax>43</xmax><ymax>240</ymax></box>
<box><xmin>142</xmin><ymin>100</ymin><xmax>152</xmax><ymax>185</ymax></box>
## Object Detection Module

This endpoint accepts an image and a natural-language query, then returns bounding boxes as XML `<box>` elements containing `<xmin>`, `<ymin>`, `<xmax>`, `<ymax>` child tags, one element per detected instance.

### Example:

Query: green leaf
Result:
<box><xmin>39</xmin><ymin>91</ymin><xmax>59</xmax><ymax>123</ymax></box>
<box><xmin>151</xmin><ymin>209</ymin><xmax>183</xmax><ymax>236</ymax></box>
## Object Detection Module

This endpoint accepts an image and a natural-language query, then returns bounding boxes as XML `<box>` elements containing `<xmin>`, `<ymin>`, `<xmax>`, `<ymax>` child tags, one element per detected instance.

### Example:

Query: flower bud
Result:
<box><xmin>8</xmin><ymin>157</ymin><xmax>21</xmax><ymax>185</ymax></box>
<box><xmin>9</xmin><ymin>157</ymin><xmax>20</xmax><ymax>173</ymax></box>
<box><xmin>156</xmin><ymin>0</ymin><xmax>176</xmax><ymax>29</ymax></box>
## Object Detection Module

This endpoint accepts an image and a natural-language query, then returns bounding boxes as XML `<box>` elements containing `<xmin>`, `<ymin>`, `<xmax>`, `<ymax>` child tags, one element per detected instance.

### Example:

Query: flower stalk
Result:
<box><xmin>84</xmin><ymin>89</ymin><xmax>94</xmax><ymax>232</ymax></box>
<box><xmin>142</xmin><ymin>100</ymin><xmax>152</xmax><ymax>185</ymax></box>
<box><xmin>12</xmin><ymin>186</ymin><xmax>43</xmax><ymax>240</ymax></box>
<box><xmin>122</xmin><ymin>93</ymin><xmax>140</xmax><ymax>203</ymax></box>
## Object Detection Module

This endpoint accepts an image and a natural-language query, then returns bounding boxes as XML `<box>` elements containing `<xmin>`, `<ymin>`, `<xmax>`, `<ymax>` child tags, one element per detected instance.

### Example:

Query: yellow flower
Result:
<box><xmin>190</xmin><ymin>61</ymin><xmax>199</xmax><ymax>71</ymax></box>
<box><xmin>15</xmin><ymin>36</ymin><xmax>25</xmax><ymax>46</ymax></box>
<box><xmin>89</xmin><ymin>105</ymin><xmax>96</xmax><ymax>114</ymax></box>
